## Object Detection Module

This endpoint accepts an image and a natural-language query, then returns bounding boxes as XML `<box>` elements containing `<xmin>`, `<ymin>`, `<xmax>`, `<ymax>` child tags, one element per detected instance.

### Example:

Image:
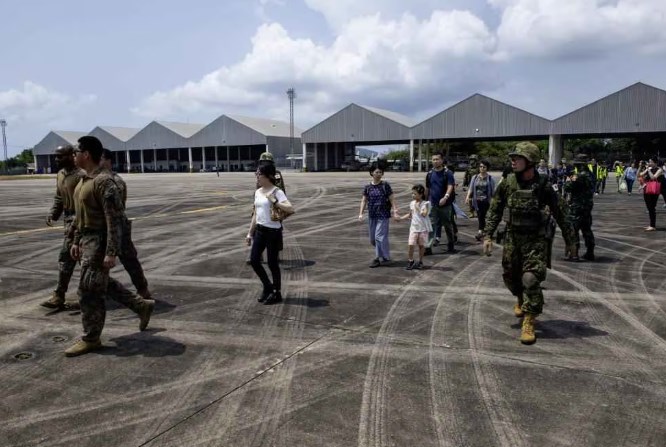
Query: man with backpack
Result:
<box><xmin>425</xmin><ymin>152</ymin><xmax>455</xmax><ymax>254</ymax></box>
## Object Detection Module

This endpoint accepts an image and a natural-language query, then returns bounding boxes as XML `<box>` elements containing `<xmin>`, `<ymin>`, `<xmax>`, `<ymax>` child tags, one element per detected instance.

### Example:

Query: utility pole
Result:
<box><xmin>286</xmin><ymin>87</ymin><xmax>296</xmax><ymax>168</ymax></box>
<box><xmin>0</xmin><ymin>119</ymin><xmax>7</xmax><ymax>174</ymax></box>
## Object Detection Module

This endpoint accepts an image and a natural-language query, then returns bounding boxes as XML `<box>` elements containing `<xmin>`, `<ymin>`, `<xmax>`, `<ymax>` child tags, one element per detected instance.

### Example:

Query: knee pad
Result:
<box><xmin>522</xmin><ymin>272</ymin><xmax>539</xmax><ymax>290</ymax></box>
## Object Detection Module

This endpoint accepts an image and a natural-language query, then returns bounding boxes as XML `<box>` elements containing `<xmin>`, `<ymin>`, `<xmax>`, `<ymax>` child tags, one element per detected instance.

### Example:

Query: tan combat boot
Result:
<box><xmin>40</xmin><ymin>293</ymin><xmax>65</xmax><ymax>309</ymax></box>
<box><xmin>520</xmin><ymin>313</ymin><xmax>537</xmax><ymax>345</ymax></box>
<box><xmin>65</xmin><ymin>339</ymin><xmax>102</xmax><ymax>357</ymax></box>
<box><xmin>513</xmin><ymin>303</ymin><xmax>524</xmax><ymax>318</ymax></box>
<box><xmin>139</xmin><ymin>299</ymin><xmax>155</xmax><ymax>331</ymax></box>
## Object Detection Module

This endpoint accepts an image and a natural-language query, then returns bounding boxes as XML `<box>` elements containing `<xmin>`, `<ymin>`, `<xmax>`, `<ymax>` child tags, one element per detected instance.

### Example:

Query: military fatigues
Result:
<box><xmin>111</xmin><ymin>172</ymin><xmax>149</xmax><ymax>294</ymax></box>
<box><xmin>73</xmin><ymin>168</ymin><xmax>149</xmax><ymax>342</ymax></box>
<box><xmin>463</xmin><ymin>159</ymin><xmax>479</xmax><ymax>217</ymax></box>
<box><xmin>49</xmin><ymin>168</ymin><xmax>85</xmax><ymax>299</ymax></box>
<box><xmin>484</xmin><ymin>171</ymin><xmax>575</xmax><ymax>315</ymax></box>
<box><xmin>563</xmin><ymin>170</ymin><xmax>595</xmax><ymax>256</ymax></box>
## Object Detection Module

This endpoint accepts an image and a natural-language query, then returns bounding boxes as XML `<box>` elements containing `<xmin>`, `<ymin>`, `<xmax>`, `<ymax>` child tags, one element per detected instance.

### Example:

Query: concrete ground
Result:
<box><xmin>1</xmin><ymin>171</ymin><xmax>665</xmax><ymax>447</ymax></box>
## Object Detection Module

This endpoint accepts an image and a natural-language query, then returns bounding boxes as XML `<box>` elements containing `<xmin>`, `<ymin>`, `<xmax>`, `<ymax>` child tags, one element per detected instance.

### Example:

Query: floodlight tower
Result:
<box><xmin>286</xmin><ymin>87</ymin><xmax>296</xmax><ymax>167</ymax></box>
<box><xmin>0</xmin><ymin>119</ymin><xmax>7</xmax><ymax>174</ymax></box>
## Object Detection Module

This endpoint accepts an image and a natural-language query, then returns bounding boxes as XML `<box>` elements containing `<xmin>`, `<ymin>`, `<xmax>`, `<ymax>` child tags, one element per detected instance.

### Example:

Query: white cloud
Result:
<box><xmin>0</xmin><ymin>81</ymin><xmax>96</xmax><ymax>126</ymax></box>
<box><xmin>491</xmin><ymin>0</ymin><xmax>666</xmax><ymax>59</ymax></box>
<box><xmin>133</xmin><ymin>10</ymin><xmax>497</xmax><ymax>126</ymax></box>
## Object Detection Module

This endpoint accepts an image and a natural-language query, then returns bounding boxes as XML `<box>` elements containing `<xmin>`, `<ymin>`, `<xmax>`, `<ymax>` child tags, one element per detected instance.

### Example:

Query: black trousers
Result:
<box><xmin>475</xmin><ymin>200</ymin><xmax>490</xmax><ymax>232</ymax></box>
<box><xmin>250</xmin><ymin>225</ymin><xmax>282</xmax><ymax>292</ymax></box>
<box><xmin>644</xmin><ymin>193</ymin><xmax>659</xmax><ymax>228</ymax></box>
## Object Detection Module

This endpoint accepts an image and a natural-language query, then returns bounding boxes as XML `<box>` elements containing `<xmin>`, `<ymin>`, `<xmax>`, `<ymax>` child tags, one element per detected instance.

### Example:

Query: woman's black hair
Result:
<box><xmin>368</xmin><ymin>162</ymin><xmax>384</xmax><ymax>175</ymax></box>
<box><xmin>479</xmin><ymin>159</ymin><xmax>491</xmax><ymax>169</ymax></box>
<box><xmin>257</xmin><ymin>164</ymin><xmax>277</xmax><ymax>184</ymax></box>
<box><xmin>412</xmin><ymin>184</ymin><xmax>426</xmax><ymax>199</ymax></box>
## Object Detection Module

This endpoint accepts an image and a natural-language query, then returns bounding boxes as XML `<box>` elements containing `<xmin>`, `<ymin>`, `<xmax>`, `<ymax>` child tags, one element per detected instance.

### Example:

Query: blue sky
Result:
<box><xmin>2</xmin><ymin>0</ymin><xmax>666</xmax><ymax>156</ymax></box>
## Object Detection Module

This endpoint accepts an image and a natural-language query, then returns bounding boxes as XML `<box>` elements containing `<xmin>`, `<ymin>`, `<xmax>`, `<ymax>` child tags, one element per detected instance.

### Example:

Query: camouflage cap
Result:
<box><xmin>509</xmin><ymin>142</ymin><xmax>540</xmax><ymax>164</ymax></box>
<box><xmin>259</xmin><ymin>151</ymin><xmax>274</xmax><ymax>162</ymax></box>
<box><xmin>469</xmin><ymin>154</ymin><xmax>478</xmax><ymax>160</ymax></box>
<box><xmin>55</xmin><ymin>145</ymin><xmax>75</xmax><ymax>156</ymax></box>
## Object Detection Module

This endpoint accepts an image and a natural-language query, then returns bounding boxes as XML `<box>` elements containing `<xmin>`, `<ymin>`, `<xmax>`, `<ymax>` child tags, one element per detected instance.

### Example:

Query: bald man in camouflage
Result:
<box><xmin>483</xmin><ymin>142</ymin><xmax>575</xmax><ymax>345</ymax></box>
<box><xmin>42</xmin><ymin>145</ymin><xmax>85</xmax><ymax>310</ymax></box>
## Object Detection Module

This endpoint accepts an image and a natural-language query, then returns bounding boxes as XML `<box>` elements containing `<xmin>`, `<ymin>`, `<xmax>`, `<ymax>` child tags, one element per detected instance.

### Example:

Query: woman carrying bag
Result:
<box><xmin>246</xmin><ymin>164</ymin><xmax>294</xmax><ymax>304</ymax></box>
<box><xmin>638</xmin><ymin>158</ymin><xmax>663</xmax><ymax>231</ymax></box>
<box><xmin>465</xmin><ymin>160</ymin><xmax>496</xmax><ymax>241</ymax></box>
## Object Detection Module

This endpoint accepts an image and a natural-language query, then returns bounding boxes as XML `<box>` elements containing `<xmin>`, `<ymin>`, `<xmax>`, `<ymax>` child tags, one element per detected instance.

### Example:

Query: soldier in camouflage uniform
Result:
<box><xmin>100</xmin><ymin>149</ymin><xmax>152</xmax><ymax>299</ymax></box>
<box><xmin>563</xmin><ymin>161</ymin><xmax>596</xmax><ymax>261</ymax></box>
<box><xmin>483</xmin><ymin>142</ymin><xmax>575</xmax><ymax>345</ymax></box>
<box><xmin>41</xmin><ymin>145</ymin><xmax>85</xmax><ymax>310</ymax></box>
<box><xmin>463</xmin><ymin>154</ymin><xmax>479</xmax><ymax>217</ymax></box>
<box><xmin>65</xmin><ymin>136</ymin><xmax>154</xmax><ymax>357</ymax></box>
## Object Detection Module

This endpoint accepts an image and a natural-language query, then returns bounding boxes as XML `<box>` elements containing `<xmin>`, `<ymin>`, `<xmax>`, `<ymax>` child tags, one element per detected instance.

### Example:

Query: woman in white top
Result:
<box><xmin>246</xmin><ymin>164</ymin><xmax>294</xmax><ymax>304</ymax></box>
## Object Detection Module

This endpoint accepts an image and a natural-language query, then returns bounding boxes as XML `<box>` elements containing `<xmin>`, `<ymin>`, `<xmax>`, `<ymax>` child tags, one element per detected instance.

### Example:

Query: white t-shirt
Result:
<box><xmin>410</xmin><ymin>200</ymin><xmax>432</xmax><ymax>233</ymax></box>
<box><xmin>255</xmin><ymin>187</ymin><xmax>288</xmax><ymax>229</ymax></box>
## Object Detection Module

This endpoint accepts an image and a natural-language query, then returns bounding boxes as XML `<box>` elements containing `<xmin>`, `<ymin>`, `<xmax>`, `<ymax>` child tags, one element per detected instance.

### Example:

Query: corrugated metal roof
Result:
<box><xmin>226</xmin><ymin>115</ymin><xmax>302</xmax><ymax>137</ymax></box>
<box><xmin>155</xmin><ymin>121</ymin><xmax>206</xmax><ymax>138</ymax></box>
<box><xmin>52</xmin><ymin>130</ymin><xmax>88</xmax><ymax>145</ymax></box>
<box><xmin>96</xmin><ymin>126</ymin><xmax>141</xmax><ymax>142</ymax></box>
<box><xmin>359</xmin><ymin>105</ymin><xmax>416</xmax><ymax>127</ymax></box>
<box><xmin>552</xmin><ymin>82</ymin><xmax>666</xmax><ymax>134</ymax></box>
<box><xmin>412</xmin><ymin>94</ymin><xmax>552</xmax><ymax>140</ymax></box>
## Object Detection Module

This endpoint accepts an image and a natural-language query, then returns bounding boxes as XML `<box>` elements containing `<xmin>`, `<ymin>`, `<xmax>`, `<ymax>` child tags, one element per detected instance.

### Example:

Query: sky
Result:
<box><xmin>2</xmin><ymin>0</ymin><xmax>666</xmax><ymax>157</ymax></box>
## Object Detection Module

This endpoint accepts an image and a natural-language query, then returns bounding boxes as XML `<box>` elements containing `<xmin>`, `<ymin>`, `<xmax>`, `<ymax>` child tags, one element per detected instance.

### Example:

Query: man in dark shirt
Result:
<box><xmin>425</xmin><ymin>152</ymin><xmax>455</xmax><ymax>254</ymax></box>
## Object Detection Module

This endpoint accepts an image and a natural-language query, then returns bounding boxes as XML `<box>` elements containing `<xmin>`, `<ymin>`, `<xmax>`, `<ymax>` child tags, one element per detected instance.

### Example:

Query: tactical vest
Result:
<box><xmin>505</xmin><ymin>173</ymin><xmax>549</xmax><ymax>229</ymax></box>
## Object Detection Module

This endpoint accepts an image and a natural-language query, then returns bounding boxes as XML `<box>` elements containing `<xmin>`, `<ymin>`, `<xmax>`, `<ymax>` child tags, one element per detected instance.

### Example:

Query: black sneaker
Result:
<box><xmin>369</xmin><ymin>258</ymin><xmax>381</xmax><ymax>268</ymax></box>
<box><xmin>258</xmin><ymin>288</ymin><xmax>272</xmax><ymax>303</ymax></box>
<box><xmin>264</xmin><ymin>291</ymin><xmax>283</xmax><ymax>305</ymax></box>
<box><xmin>433</xmin><ymin>238</ymin><xmax>440</xmax><ymax>247</ymax></box>
<box><xmin>405</xmin><ymin>260</ymin><xmax>415</xmax><ymax>270</ymax></box>
<box><xmin>447</xmin><ymin>244</ymin><xmax>457</xmax><ymax>253</ymax></box>
<box><xmin>414</xmin><ymin>261</ymin><xmax>423</xmax><ymax>270</ymax></box>
<box><xmin>424</xmin><ymin>247</ymin><xmax>433</xmax><ymax>256</ymax></box>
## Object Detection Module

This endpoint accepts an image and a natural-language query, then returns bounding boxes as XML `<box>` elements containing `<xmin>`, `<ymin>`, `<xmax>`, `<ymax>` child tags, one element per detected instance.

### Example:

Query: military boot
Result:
<box><xmin>582</xmin><ymin>246</ymin><xmax>595</xmax><ymax>261</ymax></box>
<box><xmin>137</xmin><ymin>288</ymin><xmax>152</xmax><ymax>300</ymax></box>
<box><xmin>65</xmin><ymin>339</ymin><xmax>102</xmax><ymax>357</ymax></box>
<box><xmin>566</xmin><ymin>246</ymin><xmax>580</xmax><ymax>262</ymax></box>
<box><xmin>139</xmin><ymin>299</ymin><xmax>155</xmax><ymax>331</ymax></box>
<box><xmin>520</xmin><ymin>314</ymin><xmax>537</xmax><ymax>345</ymax></box>
<box><xmin>40</xmin><ymin>293</ymin><xmax>65</xmax><ymax>309</ymax></box>
<box><xmin>513</xmin><ymin>303</ymin><xmax>524</xmax><ymax>318</ymax></box>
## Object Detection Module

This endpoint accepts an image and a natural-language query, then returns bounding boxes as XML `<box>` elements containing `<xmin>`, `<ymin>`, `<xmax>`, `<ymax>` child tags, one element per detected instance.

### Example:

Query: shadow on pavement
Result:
<box><xmin>511</xmin><ymin>319</ymin><xmax>609</xmax><ymax>339</ymax></box>
<box><xmin>283</xmin><ymin>297</ymin><xmax>329</xmax><ymax>308</ymax></box>
<box><xmin>98</xmin><ymin>333</ymin><xmax>186</xmax><ymax>357</ymax></box>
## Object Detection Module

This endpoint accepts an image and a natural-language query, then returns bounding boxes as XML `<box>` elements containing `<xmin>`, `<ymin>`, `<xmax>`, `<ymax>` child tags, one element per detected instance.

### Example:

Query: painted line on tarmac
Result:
<box><xmin>178</xmin><ymin>205</ymin><xmax>227</xmax><ymax>214</ymax></box>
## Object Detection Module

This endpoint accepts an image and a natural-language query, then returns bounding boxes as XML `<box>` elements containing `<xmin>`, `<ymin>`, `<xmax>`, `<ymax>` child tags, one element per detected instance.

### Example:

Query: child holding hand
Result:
<box><xmin>398</xmin><ymin>184</ymin><xmax>432</xmax><ymax>270</ymax></box>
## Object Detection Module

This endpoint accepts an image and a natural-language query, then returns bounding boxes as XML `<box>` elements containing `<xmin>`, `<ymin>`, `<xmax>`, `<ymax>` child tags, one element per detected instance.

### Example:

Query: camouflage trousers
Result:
<box><xmin>501</xmin><ymin>231</ymin><xmax>548</xmax><ymax>315</ymax></box>
<box><xmin>78</xmin><ymin>232</ymin><xmax>147</xmax><ymax>342</ymax></box>
<box><xmin>119</xmin><ymin>220</ymin><xmax>148</xmax><ymax>293</ymax></box>
<box><xmin>569</xmin><ymin>212</ymin><xmax>595</xmax><ymax>251</ymax></box>
<box><xmin>54</xmin><ymin>217</ymin><xmax>77</xmax><ymax>298</ymax></box>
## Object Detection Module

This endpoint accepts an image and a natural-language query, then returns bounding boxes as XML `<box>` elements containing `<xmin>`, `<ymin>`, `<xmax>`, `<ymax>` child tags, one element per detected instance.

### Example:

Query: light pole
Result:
<box><xmin>286</xmin><ymin>87</ymin><xmax>296</xmax><ymax>168</ymax></box>
<box><xmin>0</xmin><ymin>119</ymin><xmax>7</xmax><ymax>174</ymax></box>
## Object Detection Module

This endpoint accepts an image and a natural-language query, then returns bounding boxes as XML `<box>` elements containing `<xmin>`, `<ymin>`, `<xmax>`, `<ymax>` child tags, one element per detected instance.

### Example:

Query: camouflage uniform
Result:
<box><xmin>73</xmin><ymin>167</ymin><xmax>151</xmax><ymax>342</ymax></box>
<box><xmin>48</xmin><ymin>167</ymin><xmax>85</xmax><ymax>302</ymax></box>
<box><xmin>110</xmin><ymin>171</ymin><xmax>150</xmax><ymax>295</ymax></box>
<box><xmin>563</xmin><ymin>168</ymin><xmax>595</xmax><ymax>260</ymax></box>
<box><xmin>484</xmin><ymin>150</ymin><xmax>575</xmax><ymax>317</ymax></box>
<box><xmin>463</xmin><ymin>155</ymin><xmax>479</xmax><ymax>217</ymax></box>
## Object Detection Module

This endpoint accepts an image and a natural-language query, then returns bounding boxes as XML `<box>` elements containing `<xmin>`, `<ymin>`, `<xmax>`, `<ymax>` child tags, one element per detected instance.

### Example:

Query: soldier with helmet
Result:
<box><xmin>563</xmin><ymin>160</ymin><xmax>596</xmax><ymax>261</ymax></box>
<box><xmin>41</xmin><ymin>145</ymin><xmax>85</xmax><ymax>310</ymax></box>
<box><xmin>483</xmin><ymin>142</ymin><xmax>575</xmax><ymax>345</ymax></box>
<box><xmin>463</xmin><ymin>154</ymin><xmax>479</xmax><ymax>217</ymax></box>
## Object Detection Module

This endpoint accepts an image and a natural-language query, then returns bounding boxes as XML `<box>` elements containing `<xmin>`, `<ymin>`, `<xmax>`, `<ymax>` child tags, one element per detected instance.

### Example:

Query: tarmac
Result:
<box><xmin>1</xmin><ymin>171</ymin><xmax>665</xmax><ymax>447</ymax></box>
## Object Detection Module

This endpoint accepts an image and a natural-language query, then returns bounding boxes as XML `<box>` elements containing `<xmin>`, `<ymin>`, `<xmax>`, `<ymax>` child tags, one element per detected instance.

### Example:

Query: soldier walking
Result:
<box><xmin>100</xmin><ymin>149</ymin><xmax>152</xmax><ymax>299</ymax></box>
<box><xmin>563</xmin><ymin>162</ymin><xmax>596</xmax><ymax>261</ymax></box>
<box><xmin>41</xmin><ymin>145</ymin><xmax>85</xmax><ymax>310</ymax></box>
<box><xmin>65</xmin><ymin>136</ymin><xmax>154</xmax><ymax>357</ymax></box>
<box><xmin>483</xmin><ymin>142</ymin><xmax>575</xmax><ymax>345</ymax></box>
<box><xmin>463</xmin><ymin>154</ymin><xmax>479</xmax><ymax>218</ymax></box>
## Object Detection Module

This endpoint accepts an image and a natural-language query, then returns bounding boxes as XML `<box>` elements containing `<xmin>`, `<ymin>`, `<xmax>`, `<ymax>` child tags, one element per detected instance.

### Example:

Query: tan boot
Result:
<box><xmin>65</xmin><ymin>339</ymin><xmax>102</xmax><ymax>357</ymax></box>
<box><xmin>41</xmin><ymin>293</ymin><xmax>65</xmax><ymax>309</ymax></box>
<box><xmin>520</xmin><ymin>313</ymin><xmax>537</xmax><ymax>345</ymax></box>
<box><xmin>139</xmin><ymin>299</ymin><xmax>155</xmax><ymax>331</ymax></box>
<box><xmin>137</xmin><ymin>288</ymin><xmax>152</xmax><ymax>300</ymax></box>
<box><xmin>513</xmin><ymin>303</ymin><xmax>524</xmax><ymax>318</ymax></box>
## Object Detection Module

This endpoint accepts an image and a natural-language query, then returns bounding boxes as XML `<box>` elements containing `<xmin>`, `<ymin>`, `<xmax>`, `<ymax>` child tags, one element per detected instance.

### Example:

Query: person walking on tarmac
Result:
<box><xmin>425</xmin><ymin>152</ymin><xmax>456</xmax><ymax>254</ymax></box>
<box><xmin>563</xmin><ymin>161</ymin><xmax>596</xmax><ymax>261</ymax></box>
<box><xmin>483</xmin><ymin>142</ymin><xmax>575</xmax><ymax>345</ymax></box>
<box><xmin>42</xmin><ymin>145</ymin><xmax>86</xmax><ymax>310</ymax></box>
<box><xmin>463</xmin><ymin>154</ymin><xmax>479</xmax><ymax>217</ymax></box>
<box><xmin>100</xmin><ymin>149</ymin><xmax>153</xmax><ymax>300</ymax></box>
